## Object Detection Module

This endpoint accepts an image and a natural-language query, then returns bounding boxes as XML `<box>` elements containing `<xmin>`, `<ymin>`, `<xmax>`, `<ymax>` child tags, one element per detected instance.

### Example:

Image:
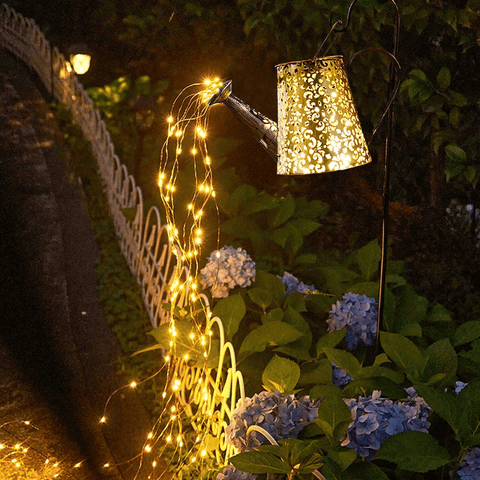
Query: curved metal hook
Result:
<box><xmin>347</xmin><ymin>47</ymin><xmax>401</xmax><ymax>143</ymax></box>
<box><xmin>329</xmin><ymin>0</ymin><xmax>360</xmax><ymax>32</ymax></box>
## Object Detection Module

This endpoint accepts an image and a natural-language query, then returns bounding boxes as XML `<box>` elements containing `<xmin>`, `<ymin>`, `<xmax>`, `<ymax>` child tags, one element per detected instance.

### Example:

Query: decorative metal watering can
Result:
<box><xmin>208</xmin><ymin>55</ymin><xmax>372</xmax><ymax>175</ymax></box>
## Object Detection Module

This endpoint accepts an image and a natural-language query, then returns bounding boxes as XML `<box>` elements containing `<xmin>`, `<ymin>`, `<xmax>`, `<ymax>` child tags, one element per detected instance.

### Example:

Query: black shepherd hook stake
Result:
<box><xmin>328</xmin><ymin>0</ymin><xmax>401</xmax><ymax>348</ymax></box>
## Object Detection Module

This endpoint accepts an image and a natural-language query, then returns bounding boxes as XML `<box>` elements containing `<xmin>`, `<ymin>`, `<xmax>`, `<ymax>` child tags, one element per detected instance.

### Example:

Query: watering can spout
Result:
<box><xmin>208</xmin><ymin>80</ymin><xmax>278</xmax><ymax>162</ymax></box>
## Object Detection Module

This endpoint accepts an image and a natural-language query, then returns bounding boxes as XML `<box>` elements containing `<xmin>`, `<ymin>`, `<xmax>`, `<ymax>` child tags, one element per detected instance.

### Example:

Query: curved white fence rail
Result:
<box><xmin>0</xmin><ymin>3</ymin><xmax>245</xmax><ymax>468</ymax></box>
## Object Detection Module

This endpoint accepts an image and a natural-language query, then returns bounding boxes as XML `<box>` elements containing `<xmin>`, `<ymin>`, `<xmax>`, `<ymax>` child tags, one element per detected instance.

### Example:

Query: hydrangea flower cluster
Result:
<box><xmin>332</xmin><ymin>362</ymin><xmax>353</xmax><ymax>387</ymax></box>
<box><xmin>216</xmin><ymin>466</ymin><xmax>257</xmax><ymax>480</ymax></box>
<box><xmin>277</xmin><ymin>272</ymin><xmax>317</xmax><ymax>297</ymax></box>
<box><xmin>446</xmin><ymin>200</ymin><xmax>480</xmax><ymax>247</ymax></box>
<box><xmin>343</xmin><ymin>389</ymin><xmax>431</xmax><ymax>461</ymax></box>
<box><xmin>326</xmin><ymin>293</ymin><xmax>378</xmax><ymax>349</ymax></box>
<box><xmin>457</xmin><ymin>447</ymin><xmax>480</xmax><ymax>479</ymax></box>
<box><xmin>200</xmin><ymin>246</ymin><xmax>255</xmax><ymax>298</ymax></box>
<box><xmin>226</xmin><ymin>390</ymin><xmax>320</xmax><ymax>452</ymax></box>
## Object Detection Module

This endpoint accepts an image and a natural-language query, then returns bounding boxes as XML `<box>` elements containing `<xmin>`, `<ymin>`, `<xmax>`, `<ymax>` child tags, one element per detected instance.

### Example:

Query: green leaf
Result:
<box><xmin>254</xmin><ymin>270</ymin><xmax>286</xmax><ymax>306</ymax></box>
<box><xmin>284</xmin><ymin>292</ymin><xmax>307</xmax><ymax>312</ymax></box>
<box><xmin>271</xmin><ymin>195</ymin><xmax>295</xmax><ymax>227</ymax></box>
<box><xmin>212</xmin><ymin>294</ymin><xmax>246</xmax><ymax>342</ymax></box>
<box><xmin>248</xmin><ymin>287</ymin><xmax>273</xmax><ymax>309</ymax></box>
<box><xmin>315</xmin><ymin>395</ymin><xmax>352</xmax><ymax>442</ymax></box>
<box><xmin>395</xmin><ymin>284</ymin><xmax>428</xmax><ymax>329</ymax></box>
<box><xmin>448</xmin><ymin>91</ymin><xmax>468</xmax><ymax>107</ymax></box>
<box><xmin>342</xmin><ymin>462</ymin><xmax>390</xmax><ymax>480</ymax></box>
<box><xmin>223</xmin><ymin>183</ymin><xmax>257</xmax><ymax>216</ymax></box>
<box><xmin>422</xmin><ymin>338</ymin><xmax>457</xmax><ymax>387</ymax></box>
<box><xmin>289</xmin><ymin>218</ymin><xmax>321</xmax><ymax>236</ymax></box>
<box><xmin>445</xmin><ymin>144</ymin><xmax>467</xmax><ymax>163</ymax></box>
<box><xmin>296</xmin><ymin>253</ymin><xmax>317</xmax><ymax>264</ymax></box>
<box><xmin>230</xmin><ymin>451</ymin><xmax>290</xmax><ymax>474</ymax></box>
<box><xmin>285</xmin><ymin>224</ymin><xmax>304</xmax><ymax>253</ymax></box>
<box><xmin>262</xmin><ymin>355</ymin><xmax>301</xmax><ymax>393</ymax></box>
<box><xmin>375</xmin><ymin>431</ymin><xmax>450</xmax><ymax>472</ymax></box>
<box><xmin>220</xmin><ymin>216</ymin><xmax>260</xmax><ymax>239</ymax></box>
<box><xmin>348</xmin><ymin>281</ymin><xmax>380</xmax><ymax>299</ymax></box>
<box><xmin>316</xmin><ymin>330</ymin><xmax>346</xmax><ymax>356</ymax></box>
<box><xmin>414</xmin><ymin>383</ymin><xmax>458</xmax><ymax>430</ymax></box>
<box><xmin>457</xmin><ymin>379</ymin><xmax>480</xmax><ymax>441</ymax></box>
<box><xmin>310</xmin><ymin>384</ymin><xmax>344</xmax><ymax>401</ymax></box>
<box><xmin>243</xmin><ymin>191</ymin><xmax>278</xmax><ymax>216</ymax></box>
<box><xmin>322</xmin><ymin>347</ymin><xmax>362</xmax><ymax>378</ymax></box>
<box><xmin>326</xmin><ymin>448</ymin><xmax>357</xmax><ymax>471</ymax></box>
<box><xmin>355</xmin><ymin>240</ymin><xmax>381</xmax><ymax>281</ymax></box>
<box><xmin>323</xmin><ymin>266</ymin><xmax>359</xmax><ymax>294</ymax></box>
<box><xmin>436</xmin><ymin>66</ymin><xmax>451</xmax><ymax>91</ymax></box>
<box><xmin>453</xmin><ymin>320</ymin><xmax>480</xmax><ymax>346</ymax></box>
<box><xmin>380</xmin><ymin>332</ymin><xmax>425</xmax><ymax>381</ymax></box>
<box><xmin>299</xmin><ymin>359</ymin><xmax>334</xmax><ymax>387</ymax></box>
<box><xmin>239</xmin><ymin>322</ymin><xmax>304</xmax><ymax>358</ymax></box>
<box><xmin>261</xmin><ymin>308</ymin><xmax>284</xmax><ymax>324</ymax></box>
<box><xmin>426</xmin><ymin>303</ymin><xmax>452</xmax><ymax>323</ymax></box>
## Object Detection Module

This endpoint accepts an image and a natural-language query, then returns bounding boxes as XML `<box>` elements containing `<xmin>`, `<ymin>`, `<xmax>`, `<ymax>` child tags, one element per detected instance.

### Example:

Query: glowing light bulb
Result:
<box><xmin>152</xmin><ymin>461</ymin><xmax>157</xmax><ymax>467</ymax></box>
<box><xmin>130</xmin><ymin>381</ymin><xmax>137</xmax><ymax>388</ymax></box>
<box><xmin>191</xmin><ymin>147</ymin><xmax>197</xmax><ymax>155</ymax></box>
<box><xmin>145</xmin><ymin>445</ymin><xmax>152</xmax><ymax>452</ymax></box>
<box><xmin>205</xmin><ymin>156</ymin><xmax>211</xmax><ymax>165</ymax></box>
<box><xmin>167</xmin><ymin>115</ymin><xmax>174</xmax><ymax>123</ymax></box>
<box><xmin>166</xmin><ymin>435</ymin><xmax>172</xmax><ymax>443</ymax></box>
<box><xmin>100</xmin><ymin>416</ymin><xmax>106</xmax><ymax>423</ymax></box>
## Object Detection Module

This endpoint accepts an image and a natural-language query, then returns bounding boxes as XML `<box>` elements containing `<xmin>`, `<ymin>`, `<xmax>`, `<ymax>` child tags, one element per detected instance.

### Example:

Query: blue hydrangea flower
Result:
<box><xmin>277</xmin><ymin>272</ymin><xmax>317</xmax><ymax>297</ymax></box>
<box><xmin>455</xmin><ymin>381</ymin><xmax>468</xmax><ymax>395</ymax></box>
<box><xmin>200</xmin><ymin>246</ymin><xmax>255</xmax><ymax>298</ymax></box>
<box><xmin>344</xmin><ymin>389</ymin><xmax>431</xmax><ymax>461</ymax></box>
<box><xmin>226</xmin><ymin>390</ymin><xmax>320</xmax><ymax>452</ymax></box>
<box><xmin>327</xmin><ymin>293</ymin><xmax>378</xmax><ymax>349</ymax></box>
<box><xmin>332</xmin><ymin>362</ymin><xmax>353</xmax><ymax>387</ymax></box>
<box><xmin>216</xmin><ymin>465</ymin><xmax>257</xmax><ymax>480</ymax></box>
<box><xmin>457</xmin><ymin>447</ymin><xmax>480</xmax><ymax>479</ymax></box>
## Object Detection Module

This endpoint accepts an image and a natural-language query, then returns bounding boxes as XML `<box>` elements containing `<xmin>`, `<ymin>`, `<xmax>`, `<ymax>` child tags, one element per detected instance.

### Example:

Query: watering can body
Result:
<box><xmin>208</xmin><ymin>55</ymin><xmax>371</xmax><ymax>175</ymax></box>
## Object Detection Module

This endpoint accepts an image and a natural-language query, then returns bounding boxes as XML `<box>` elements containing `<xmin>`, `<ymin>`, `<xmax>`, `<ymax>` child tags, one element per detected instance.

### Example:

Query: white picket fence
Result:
<box><xmin>0</xmin><ymin>3</ymin><xmax>246</xmax><ymax>469</ymax></box>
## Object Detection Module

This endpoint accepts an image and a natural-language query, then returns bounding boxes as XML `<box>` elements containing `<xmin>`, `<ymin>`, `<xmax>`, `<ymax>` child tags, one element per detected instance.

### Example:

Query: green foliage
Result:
<box><xmin>217</xmin><ymin>182</ymin><xmax>328</xmax><ymax>272</ymax></box>
<box><xmin>375</xmin><ymin>431</ymin><xmax>451</xmax><ymax>473</ymax></box>
<box><xmin>230</xmin><ymin>438</ymin><xmax>324</xmax><ymax>477</ymax></box>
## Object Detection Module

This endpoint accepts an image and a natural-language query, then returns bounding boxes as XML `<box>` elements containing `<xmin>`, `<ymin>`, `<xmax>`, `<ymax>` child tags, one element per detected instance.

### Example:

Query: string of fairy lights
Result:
<box><xmin>98</xmin><ymin>78</ymin><xmax>234</xmax><ymax>479</ymax></box>
<box><xmin>0</xmin><ymin>421</ymin><xmax>85</xmax><ymax>479</ymax></box>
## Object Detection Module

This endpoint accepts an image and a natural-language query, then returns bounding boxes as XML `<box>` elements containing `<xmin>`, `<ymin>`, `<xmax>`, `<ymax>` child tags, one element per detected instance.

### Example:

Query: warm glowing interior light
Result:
<box><xmin>100</xmin><ymin>416</ymin><xmax>106</xmax><ymax>423</ymax></box>
<box><xmin>144</xmin><ymin>445</ymin><xmax>152</xmax><ymax>452</ymax></box>
<box><xmin>70</xmin><ymin>54</ymin><xmax>91</xmax><ymax>75</ymax></box>
<box><xmin>130</xmin><ymin>381</ymin><xmax>137</xmax><ymax>388</ymax></box>
<box><xmin>167</xmin><ymin>115</ymin><xmax>174</xmax><ymax>123</ymax></box>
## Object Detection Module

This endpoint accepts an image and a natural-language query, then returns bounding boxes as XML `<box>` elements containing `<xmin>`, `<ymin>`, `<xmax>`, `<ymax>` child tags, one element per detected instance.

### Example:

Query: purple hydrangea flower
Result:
<box><xmin>457</xmin><ymin>447</ymin><xmax>480</xmax><ymax>479</ymax></box>
<box><xmin>326</xmin><ymin>293</ymin><xmax>378</xmax><ymax>349</ymax></box>
<box><xmin>344</xmin><ymin>389</ymin><xmax>431</xmax><ymax>461</ymax></box>
<box><xmin>277</xmin><ymin>272</ymin><xmax>317</xmax><ymax>297</ymax></box>
<box><xmin>455</xmin><ymin>381</ymin><xmax>468</xmax><ymax>395</ymax></box>
<box><xmin>216</xmin><ymin>465</ymin><xmax>257</xmax><ymax>480</ymax></box>
<box><xmin>226</xmin><ymin>390</ymin><xmax>320</xmax><ymax>452</ymax></box>
<box><xmin>332</xmin><ymin>362</ymin><xmax>353</xmax><ymax>387</ymax></box>
<box><xmin>200</xmin><ymin>246</ymin><xmax>255</xmax><ymax>298</ymax></box>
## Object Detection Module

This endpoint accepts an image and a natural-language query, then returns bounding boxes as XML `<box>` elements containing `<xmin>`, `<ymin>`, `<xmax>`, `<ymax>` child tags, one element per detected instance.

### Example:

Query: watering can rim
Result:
<box><xmin>275</xmin><ymin>54</ymin><xmax>343</xmax><ymax>69</ymax></box>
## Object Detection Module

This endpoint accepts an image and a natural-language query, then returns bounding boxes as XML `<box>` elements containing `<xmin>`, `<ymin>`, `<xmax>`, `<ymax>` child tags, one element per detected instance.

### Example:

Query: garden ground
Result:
<box><xmin>0</xmin><ymin>49</ymin><xmax>161</xmax><ymax>479</ymax></box>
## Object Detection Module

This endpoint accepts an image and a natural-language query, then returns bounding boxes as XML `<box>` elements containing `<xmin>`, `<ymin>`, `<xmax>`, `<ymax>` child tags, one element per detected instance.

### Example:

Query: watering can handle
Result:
<box><xmin>347</xmin><ymin>47</ymin><xmax>401</xmax><ymax>145</ymax></box>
